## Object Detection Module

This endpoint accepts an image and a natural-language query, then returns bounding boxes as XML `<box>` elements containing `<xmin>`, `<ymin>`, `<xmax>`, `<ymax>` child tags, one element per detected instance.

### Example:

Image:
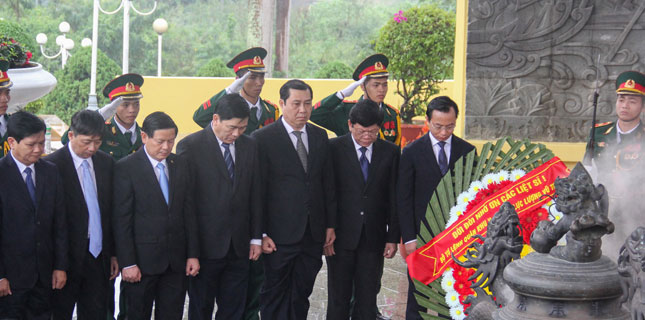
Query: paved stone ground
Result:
<box><xmin>104</xmin><ymin>254</ymin><xmax>410</xmax><ymax>319</ymax></box>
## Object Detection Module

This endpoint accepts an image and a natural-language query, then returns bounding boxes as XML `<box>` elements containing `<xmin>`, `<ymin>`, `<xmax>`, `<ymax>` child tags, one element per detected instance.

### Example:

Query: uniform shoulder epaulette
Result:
<box><xmin>384</xmin><ymin>103</ymin><xmax>400</xmax><ymax>115</ymax></box>
<box><xmin>263</xmin><ymin>99</ymin><xmax>279</xmax><ymax>109</ymax></box>
<box><xmin>342</xmin><ymin>99</ymin><xmax>358</xmax><ymax>104</ymax></box>
<box><xmin>594</xmin><ymin>121</ymin><xmax>613</xmax><ymax>128</ymax></box>
<box><xmin>105</xmin><ymin>119</ymin><xmax>112</xmax><ymax>125</ymax></box>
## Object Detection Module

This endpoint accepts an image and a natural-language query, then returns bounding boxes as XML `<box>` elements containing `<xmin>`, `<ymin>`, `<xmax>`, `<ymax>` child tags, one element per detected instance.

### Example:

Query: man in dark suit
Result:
<box><xmin>177</xmin><ymin>93</ymin><xmax>262</xmax><ymax>320</ymax></box>
<box><xmin>326</xmin><ymin>100</ymin><xmax>400</xmax><ymax>320</ymax></box>
<box><xmin>45</xmin><ymin>110</ymin><xmax>118</xmax><ymax>319</ymax></box>
<box><xmin>113</xmin><ymin>112</ymin><xmax>199</xmax><ymax>319</ymax></box>
<box><xmin>252</xmin><ymin>79</ymin><xmax>336</xmax><ymax>319</ymax></box>
<box><xmin>0</xmin><ymin>111</ymin><xmax>68</xmax><ymax>319</ymax></box>
<box><xmin>398</xmin><ymin>96</ymin><xmax>475</xmax><ymax>319</ymax></box>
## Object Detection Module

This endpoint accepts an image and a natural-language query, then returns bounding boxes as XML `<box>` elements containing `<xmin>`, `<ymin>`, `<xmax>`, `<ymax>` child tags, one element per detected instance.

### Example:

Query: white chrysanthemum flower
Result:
<box><xmin>441</xmin><ymin>269</ymin><xmax>455</xmax><ymax>292</ymax></box>
<box><xmin>497</xmin><ymin>170</ymin><xmax>509</xmax><ymax>182</ymax></box>
<box><xmin>467</xmin><ymin>181</ymin><xmax>485</xmax><ymax>195</ymax></box>
<box><xmin>457</xmin><ymin>191</ymin><xmax>475</xmax><ymax>205</ymax></box>
<box><xmin>481</xmin><ymin>173</ymin><xmax>497</xmax><ymax>186</ymax></box>
<box><xmin>510</xmin><ymin>169</ymin><xmax>526</xmax><ymax>181</ymax></box>
<box><xmin>445</xmin><ymin>290</ymin><xmax>461</xmax><ymax>308</ymax></box>
<box><xmin>449</xmin><ymin>205</ymin><xmax>466</xmax><ymax>222</ymax></box>
<box><xmin>454</xmin><ymin>203</ymin><xmax>468</xmax><ymax>216</ymax></box>
<box><xmin>445</xmin><ymin>215</ymin><xmax>458</xmax><ymax>228</ymax></box>
<box><xmin>450</xmin><ymin>305</ymin><xmax>466</xmax><ymax>320</ymax></box>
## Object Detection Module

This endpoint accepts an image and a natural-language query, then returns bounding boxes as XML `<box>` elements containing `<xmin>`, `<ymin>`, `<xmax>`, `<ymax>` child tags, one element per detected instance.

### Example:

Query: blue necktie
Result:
<box><xmin>222</xmin><ymin>143</ymin><xmax>235</xmax><ymax>182</ymax></box>
<box><xmin>81</xmin><ymin>160</ymin><xmax>102</xmax><ymax>258</ymax></box>
<box><xmin>359</xmin><ymin>146</ymin><xmax>369</xmax><ymax>182</ymax></box>
<box><xmin>23</xmin><ymin>167</ymin><xmax>36</xmax><ymax>206</ymax></box>
<box><xmin>438</xmin><ymin>141</ymin><xmax>448</xmax><ymax>175</ymax></box>
<box><xmin>157</xmin><ymin>162</ymin><xmax>169</xmax><ymax>205</ymax></box>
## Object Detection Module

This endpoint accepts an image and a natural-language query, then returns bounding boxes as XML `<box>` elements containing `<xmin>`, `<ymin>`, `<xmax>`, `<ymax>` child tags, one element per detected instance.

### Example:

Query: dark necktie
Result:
<box><xmin>124</xmin><ymin>131</ymin><xmax>133</xmax><ymax>146</ymax></box>
<box><xmin>250</xmin><ymin>106</ymin><xmax>259</xmax><ymax>126</ymax></box>
<box><xmin>222</xmin><ymin>143</ymin><xmax>235</xmax><ymax>182</ymax></box>
<box><xmin>293</xmin><ymin>131</ymin><xmax>308</xmax><ymax>172</ymax></box>
<box><xmin>359</xmin><ymin>146</ymin><xmax>369</xmax><ymax>182</ymax></box>
<box><xmin>24</xmin><ymin>167</ymin><xmax>36</xmax><ymax>206</ymax></box>
<box><xmin>438</xmin><ymin>141</ymin><xmax>448</xmax><ymax>175</ymax></box>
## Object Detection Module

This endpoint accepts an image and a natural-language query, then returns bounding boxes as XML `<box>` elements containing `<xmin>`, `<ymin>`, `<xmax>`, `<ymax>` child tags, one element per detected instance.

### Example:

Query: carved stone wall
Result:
<box><xmin>466</xmin><ymin>0</ymin><xmax>645</xmax><ymax>142</ymax></box>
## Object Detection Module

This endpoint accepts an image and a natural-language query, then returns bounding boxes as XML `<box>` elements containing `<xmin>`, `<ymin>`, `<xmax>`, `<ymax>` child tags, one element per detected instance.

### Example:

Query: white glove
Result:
<box><xmin>225</xmin><ymin>71</ymin><xmax>251</xmax><ymax>94</ymax></box>
<box><xmin>98</xmin><ymin>97</ymin><xmax>123</xmax><ymax>121</ymax></box>
<box><xmin>336</xmin><ymin>77</ymin><xmax>366</xmax><ymax>99</ymax></box>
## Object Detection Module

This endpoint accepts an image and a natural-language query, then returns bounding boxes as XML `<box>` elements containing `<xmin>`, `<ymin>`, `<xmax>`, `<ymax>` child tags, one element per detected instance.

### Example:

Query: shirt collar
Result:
<box><xmin>143</xmin><ymin>145</ymin><xmax>167</xmax><ymax>169</ymax></box>
<box><xmin>246</xmin><ymin>97</ymin><xmax>262</xmax><ymax>110</ymax></box>
<box><xmin>350</xmin><ymin>134</ymin><xmax>373</xmax><ymax>153</ymax></box>
<box><xmin>428</xmin><ymin>132</ymin><xmax>452</xmax><ymax>147</ymax></box>
<box><xmin>67</xmin><ymin>143</ymin><xmax>94</xmax><ymax>170</ymax></box>
<box><xmin>10</xmin><ymin>150</ymin><xmax>35</xmax><ymax>174</ymax></box>
<box><xmin>281</xmin><ymin>117</ymin><xmax>306</xmax><ymax>135</ymax></box>
<box><xmin>114</xmin><ymin>117</ymin><xmax>136</xmax><ymax>135</ymax></box>
<box><xmin>617</xmin><ymin>121</ymin><xmax>641</xmax><ymax>135</ymax></box>
<box><xmin>214</xmin><ymin>134</ymin><xmax>235</xmax><ymax>148</ymax></box>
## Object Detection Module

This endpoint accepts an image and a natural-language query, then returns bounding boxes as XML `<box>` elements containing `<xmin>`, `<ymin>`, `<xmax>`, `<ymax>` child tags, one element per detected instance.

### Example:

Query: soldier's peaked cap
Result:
<box><xmin>353</xmin><ymin>54</ymin><xmax>389</xmax><ymax>81</ymax></box>
<box><xmin>103</xmin><ymin>73</ymin><xmax>144</xmax><ymax>101</ymax></box>
<box><xmin>227</xmin><ymin>47</ymin><xmax>267</xmax><ymax>73</ymax></box>
<box><xmin>0</xmin><ymin>60</ymin><xmax>12</xmax><ymax>89</ymax></box>
<box><xmin>616</xmin><ymin>70</ymin><xmax>645</xmax><ymax>96</ymax></box>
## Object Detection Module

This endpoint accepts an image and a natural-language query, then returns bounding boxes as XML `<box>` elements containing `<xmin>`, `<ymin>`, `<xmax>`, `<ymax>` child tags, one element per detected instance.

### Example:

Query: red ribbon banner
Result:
<box><xmin>407</xmin><ymin>157</ymin><xmax>570</xmax><ymax>285</ymax></box>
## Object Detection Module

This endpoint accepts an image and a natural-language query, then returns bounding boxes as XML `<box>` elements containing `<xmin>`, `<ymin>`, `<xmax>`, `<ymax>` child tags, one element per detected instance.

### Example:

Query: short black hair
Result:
<box><xmin>349</xmin><ymin>99</ymin><xmax>384</xmax><ymax>127</ymax></box>
<box><xmin>215</xmin><ymin>93</ymin><xmax>250</xmax><ymax>121</ymax></box>
<box><xmin>426</xmin><ymin>96</ymin><xmax>459</xmax><ymax>120</ymax></box>
<box><xmin>7</xmin><ymin>111</ymin><xmax>46</xmax><ymax>143</ymax></box>
<box><xmin>142</xmin><ymin>111</ymin><xmax>178</xmax><ymax>137</ymax></box>
<box><xmin>279</xmin><ymin>79</ymin><xmax>313</xmax><ymax>101</ymax></box>
<box><xmin>70</xmin><ymin>110</ymin><xmax>106</xmax><ymax>137</ymax></box>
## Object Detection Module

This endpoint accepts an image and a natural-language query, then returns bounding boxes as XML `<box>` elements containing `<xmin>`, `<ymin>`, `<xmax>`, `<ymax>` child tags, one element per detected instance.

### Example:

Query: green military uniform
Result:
<box><xmin>0</xmin><ymin>61</ymin><xmax>12</xmax><ymax>157</ymax></box>
<box><xmin>312</xmin><ymin>94</ymin><xmax>401</xmax><ymax>145</ymax></box>
<box><xmin>192</xmin><ymin>47</ymin><xmax>280</xmax><ymax>133</ymax></box>
<box><xmin>193</xmin><ymin>88</ymin><xmax>280</xmax><ymax>132</ymax></box>
<box><xmin>310</xmin><ymin>53</ymin><xmax>402</xmax><ymax>146</ymax></box>
<box><xmin>100</xmin><ymin>117</ymin><xmax>143</xmax><ymax>161</ymax></box>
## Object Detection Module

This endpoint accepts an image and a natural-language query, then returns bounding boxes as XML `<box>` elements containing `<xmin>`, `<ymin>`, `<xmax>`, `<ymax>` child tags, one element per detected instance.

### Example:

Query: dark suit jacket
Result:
<box><xmin>252</xmin><ymin>118</ymin><xmax>337</xmax><ymax>245</ymax></box>
<box><xmin>44</xmin><ymin>147</ymin><xmax>114</xmax><ymax>275</ymax></box>
<box><xmin>0</xmin><ymin>155</ymin><xmax>68</xmax><ymax>289</ymax></box>
<box><xmin>176</xmin><ymin>127</ymin><xmax>262</xmax><ymax>260</ymax></box>
<box><xmin>397</xmin><ymin>134</ymin><xmax>475</xmax><ymax>243</ymax></box>
<box><xmin>330</xmin><ymin>134</ymin><xmax>400</xmax><ymax>251</ymax></box>
<box><xmin>112</xmin><ymin>149</ymin><xmax>198</xmax><ymax>275</ymax></box>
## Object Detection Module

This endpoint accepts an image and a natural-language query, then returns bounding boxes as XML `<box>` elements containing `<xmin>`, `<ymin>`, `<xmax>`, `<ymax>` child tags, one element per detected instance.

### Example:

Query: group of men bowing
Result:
<box><xmin>0</xmin><ymin>48</ymin><xmax>472</xmax><ymax>320</ymax></box>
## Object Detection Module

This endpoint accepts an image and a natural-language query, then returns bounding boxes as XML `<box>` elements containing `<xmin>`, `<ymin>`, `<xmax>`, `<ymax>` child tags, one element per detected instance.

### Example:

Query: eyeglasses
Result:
<box><xmin>429</xmin><ymin>122</ymin><xmax>456</xmax><ymax>132</ymax></box>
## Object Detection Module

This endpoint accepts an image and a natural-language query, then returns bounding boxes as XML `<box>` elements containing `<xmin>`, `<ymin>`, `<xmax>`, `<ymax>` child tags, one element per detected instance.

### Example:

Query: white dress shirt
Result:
<box><xmin>0</xmin><ymin>116</ymin><xmax>7</xmax><ymax>137</ymax></box>
<box><xmin>428</xmin><ymin>132</ymin><xmax>452</xmax><ymax>165</ymax></box>
<box><xmin>246</xmin><ymin>98</ymin><xmax>263</xmax><ymax>120</ymax></box>
<box><xmin>281</xmin><ymin>117</ymin><xmax>309</xmax><ymax>152</ymax></box>
<box><xmin>143</xmin><ymin>146</ymin><xmax>169</xmax><ymax>183</ymax></box>
<box><xmin>10</xmin><ymin>150</ymin><xmax>35</xmax><ymax>185</ymax></box>
<box><xmin>616</xmin><ymin>122</ymin><xmax>640</xmax><ymax>144</ymax></box>
<box><xmin>68</xmin><ymin>144</ymin><xmax>97</xmax><ymax>194</ymax></box>
<box><xmin>114</xmin><ymin>118</ymin><xmax>137</xmax><ymax>145</ymax></box>
<box><xmin>351</xmin><ymin>135</ymin><xmax>373</xmax><ymax>163</ymax></box>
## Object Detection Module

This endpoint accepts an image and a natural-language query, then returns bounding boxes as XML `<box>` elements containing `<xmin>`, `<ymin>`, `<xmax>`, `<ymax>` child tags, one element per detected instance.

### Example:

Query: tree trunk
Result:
<box><xmin>247</xmin><ymin>0</ymin><xmax>262</xmax><ymax>48</ymax></box>
<box><xmin>274</xmin><ymin>0</ymin><xmax>291</xmax><ymax>77</ymax></box>
<box><xmin>260</xmin><ymin>0</ymin><xmax>275</xmax><ymax>76</ymax></box>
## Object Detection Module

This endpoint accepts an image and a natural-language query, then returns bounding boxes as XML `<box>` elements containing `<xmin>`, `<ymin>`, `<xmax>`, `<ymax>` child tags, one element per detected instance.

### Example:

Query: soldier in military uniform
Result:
<box><xmin>311</xmin><ymin>54</ymin><xmax>402</xmax><ymax>146</ymax></box>
<box><xmin>0</xmin><ymin>60</ymin><xmax>12</xmax><ymax>157</ymax></box>
<box><xmin>584</xmin><ymin>70</ymin><xmax>645</xmax><ymax>260</ymax></box>
<box><xmin>192</xmin><ymin>47</ymin><xmax>280</xmax><ymax>133</ymax></box>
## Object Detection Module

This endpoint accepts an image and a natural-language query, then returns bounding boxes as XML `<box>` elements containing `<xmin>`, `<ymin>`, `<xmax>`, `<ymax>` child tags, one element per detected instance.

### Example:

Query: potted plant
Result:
<box><xmin>0</xmin><ymin>32</ymin><xmax>57</xmax><ymax>112</ymax></box>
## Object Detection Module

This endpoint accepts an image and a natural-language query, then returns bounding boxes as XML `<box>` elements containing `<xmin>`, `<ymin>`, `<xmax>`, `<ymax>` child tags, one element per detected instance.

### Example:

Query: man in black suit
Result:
<box><xmin>326</xmin><ymin>100</ymin><xmax>400</xmax><ymax>320</ymax></box>
<box><xmin>113</xmin><ymin>112</ymin><xmax>199</xmax><ymax>319</ymax></box>
<box><xmin>0</xmin><ymin>111</ymin><xmax>68</xmax><ymax>319</ymax></box>
<box><xmin>398</xmin><ymin>96</ymin><xmax>475</xmax><ymax>319</ymax></box>
<box><xmin>252</xmin><ymin>79</ymin><xmax>336</xmax><ymax>319</ymax></box>
<box><xmin>45</xmin><ymin>110</ymin><xmax>118</xmax><ymax>319</ymax></box>
<box><xmin>177</xmin><ymin>93</ymin><xmax>262</xmax><ymax>320</ymax></box>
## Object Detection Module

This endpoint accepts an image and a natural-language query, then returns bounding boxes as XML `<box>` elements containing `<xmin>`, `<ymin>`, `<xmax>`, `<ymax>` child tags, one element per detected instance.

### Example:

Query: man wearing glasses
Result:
<box><xmin>397</xmin><ymin>96</ymin><xmax>475</xmax><ymax>319</ymax></box>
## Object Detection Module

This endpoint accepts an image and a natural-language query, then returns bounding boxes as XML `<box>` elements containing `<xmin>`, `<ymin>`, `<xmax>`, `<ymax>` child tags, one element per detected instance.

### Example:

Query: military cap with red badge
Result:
<box><xmin>352</xmin><ymin>54</ymin><xmax>389</xmax><ymax>81</ymax></box>
<box><xmin>227</xmin><ymin>47</ymin><xmax>267</xmax><ymax>73</ymax></box>
<box><xmin>616</xmin><ymin>70</ymin><xmax>645</xmax><ymax>96</ymax></box>
<box><xmin>0</xmin><ymin>60</ymin><xmax>12</xmax><ymax>89</ymax></box>
<box><xmin>102</xmin><ymin>73</ymin><xmax>144</xmax><ymax>101</ymax></box>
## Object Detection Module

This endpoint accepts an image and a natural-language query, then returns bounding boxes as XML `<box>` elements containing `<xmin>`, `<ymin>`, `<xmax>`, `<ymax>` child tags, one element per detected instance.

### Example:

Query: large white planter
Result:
<box><xmin>6</xmin><ymin>62</ymin><xmax>57</xmax><ymax>113</ymax></box>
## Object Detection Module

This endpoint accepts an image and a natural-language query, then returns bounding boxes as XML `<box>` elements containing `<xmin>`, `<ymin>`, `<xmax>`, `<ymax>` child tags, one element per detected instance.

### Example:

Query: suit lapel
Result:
<box><xmin>67</xmin><ymin>148</ymin><xmax>91</xmax><ymax>220</ymax></box>
<box><xmin>166</xmin><ymin>154</ymin><xmax>177</xmax><ymax>208</ymax></box>
<box><xmin>205</xmin><ymin>127</ymin><xmax>233</xmax><ymax>186</ymax></box>
<box><xmin>233</xmin><ymin>137</ymin><xmax>246</xmax><ymax>191</ymax></box>
<box><xmin>34</xmin><ymin>160</ymin><xmax>46</xmax><ymax>210</ymax></box>
<box><xmin>365</xmin><ymin>140</ymin><xmax>384</xmax><ymax>190</ymax></box>
<box><xmin>135</xmin><ymin>149</ymin><xmax>168</xmax><ymax>209</ymax></box>
<box><xmin>5</xmin><ymin>156</ymin><xmax>34</xmax><ymax>210</ymax></box>
<box><xmin>305</xmin><ymin>124</ymin><xmax>317</xmax><ymax>174</ymax></box>
<box><xmin>342</xmin><ymin>135</ymin><xmax>366</xmax><ymax>186</ymax></box>
<box><xmin>420</xmin><ymin>134</ymin><xmax>441</xmax><ymax>176</ymax></box>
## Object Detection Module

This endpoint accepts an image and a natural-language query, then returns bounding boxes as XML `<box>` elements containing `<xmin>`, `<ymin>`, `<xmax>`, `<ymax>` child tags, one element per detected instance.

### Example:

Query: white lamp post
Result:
<box><xmin>36</xmin><ymin>21</ymin><xmax>76</xmax><ymax>69</ymax></box>
<box><xmin>87</xmin><ymin>0</ymin><xmax>157</xmax><ymax>110</ymax></box>
<box><xmin>152</xmin><ymin>18</ymin><xmax>168</xmax><ymax>77</ymax></box>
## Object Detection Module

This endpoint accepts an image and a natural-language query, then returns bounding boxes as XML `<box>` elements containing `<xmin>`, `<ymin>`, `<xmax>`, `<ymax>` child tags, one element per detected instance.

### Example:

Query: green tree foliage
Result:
<box><xmin>375</xmin><ymin>4</ymin><xmax>454</xmax><ymax>123</ymax></box>
<box><xmin>0</xmin><ymin>18</ymin><xmax>36</xmax><ymax>55</ymax></box>
<box><xmin>313</xmin><ymin>60</ymin><xmax>352</xmax><ymax>79</ymax></box>
<box><xmin>42</xmin><ymin>46</ymin><xmax>120</xmax><ymax>124</ymax></box>
<box><xmin>195</xmin><ymin>58</ymin><xmax>232</xmax><ymax>77</ymax></box>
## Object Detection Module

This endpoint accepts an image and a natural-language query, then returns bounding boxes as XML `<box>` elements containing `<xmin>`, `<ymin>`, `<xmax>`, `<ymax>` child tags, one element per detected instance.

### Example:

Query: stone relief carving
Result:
<box><xmin>466</xmin><ymin>0</ymin><xmax>645</xmax><ymax>141</ymax></box>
